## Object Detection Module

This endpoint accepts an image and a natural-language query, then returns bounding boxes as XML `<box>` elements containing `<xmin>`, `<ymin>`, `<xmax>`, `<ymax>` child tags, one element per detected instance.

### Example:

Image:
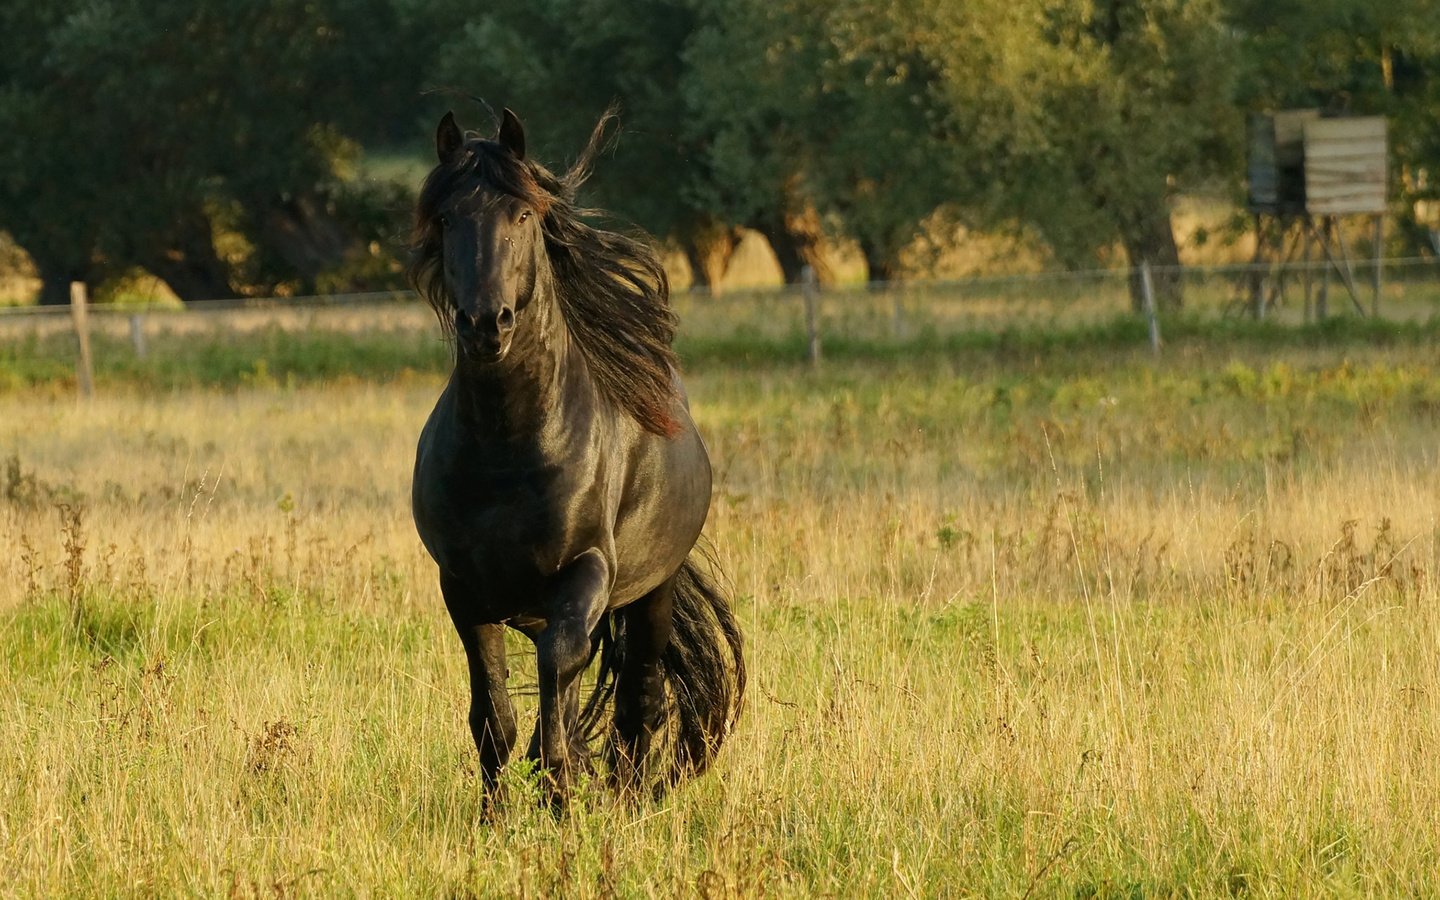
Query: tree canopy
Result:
<box><xmin>0</xmin><ymin>0</ymin><xmax>422</xmax><ymax>304</ymax></box>
<box><xmin>1</xmin><ymin>0</ymin><xmax>1438</xmax><ymax>304</ymax></box>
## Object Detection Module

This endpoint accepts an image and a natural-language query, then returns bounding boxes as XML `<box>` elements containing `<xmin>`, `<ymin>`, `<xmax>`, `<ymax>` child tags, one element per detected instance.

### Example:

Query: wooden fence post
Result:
<box><xmin>1317</xmin><ymin>219</ymin><xmax>1331</xmax><ymax>320</ymax></box>
<box><xmin>129</xmin><ymin>313</ymin><xmax>147</xmax><ymax>358</ymax></box>
<box><xmin>802</xmin><ymin>264</ymin><xmax>821</xmax><ymax>367</ymax></box>
<box><xmin>1140</xmin><ymin>261</ymin><xmax>1162</xmax><ymax>358</ymax></box>
<box><xmin>1372</xmin><ymin>214</ymin><xmax>1383</xmax><ymax>319</ymax></box>
<box><xmin>70</xmin><ymin>282</ymin><xmax>95</xmax><ymax>398</ymax></box>
<box><xmin>1302</xmin><ymin>223</ymin><xmax>1313</xmax><ymax>324</ymax></box>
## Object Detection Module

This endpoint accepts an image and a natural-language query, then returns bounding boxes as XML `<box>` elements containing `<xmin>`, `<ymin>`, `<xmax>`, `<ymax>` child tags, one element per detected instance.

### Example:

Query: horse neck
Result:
<box><xmin>450</xmin><ymin>279</ymin><xmax>587</xmax><ymax>441</ymax></box>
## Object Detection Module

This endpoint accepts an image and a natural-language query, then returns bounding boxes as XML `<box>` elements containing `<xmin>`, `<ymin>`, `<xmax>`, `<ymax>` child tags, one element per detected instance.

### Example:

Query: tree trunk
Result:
<box><xmin>129</xmin><ymin>203</ymin><xmax>236</xmax><ymax>302</ymax></box>
<box><xmin>681</xmin><ymin>222</ymin><xmax>743</xmax><ymax>295</ymax></box>
<box><xmin>147</xmin><ymin>252</ymin><xmax>236</xmax><ymax>303</ymax></box>
<box><xmin>257</xmin><ymin>193</ymin><xmax>363</xmax><ymax>284</ymax></box>
<box><xmin>145</xmin><ymin>209</ymin><xmax>237</xmax><ymax>303</ymax></box>
<box><xmin>752</xmin><ymin>203</ymin><xmax>830</xmax><ymax>286</ymax></box>
<box><xmin>859</xmin><ymin>236</ymin><xmax>900</xmax><ymax>288</ymax></box>
<box><xmin>37</xmin><ymin>273</ymin><xmax>78</xmax><ymax>306</ymax></box>
<box><xmin>28</xmin><ymin>251</ymin><xmax>90</xmax><ymax>307</ymax></box>
<box><xmin>1120</xmin><ymin>202</ymin><xmax>1183</xmax><ymax>312</ymax></box>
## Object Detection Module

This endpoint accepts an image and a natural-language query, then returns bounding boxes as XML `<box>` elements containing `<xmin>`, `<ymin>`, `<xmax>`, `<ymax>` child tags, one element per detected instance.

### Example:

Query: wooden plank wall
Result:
<box><xmin>1247</xmin><ymin>114</ymin><xmax>1278</xmax><ymax>210</ymax></box>
<box><xmin>1303</xmin><ymin>117</ymin><xmax>1387</xmax><ymax>215</ymax></box>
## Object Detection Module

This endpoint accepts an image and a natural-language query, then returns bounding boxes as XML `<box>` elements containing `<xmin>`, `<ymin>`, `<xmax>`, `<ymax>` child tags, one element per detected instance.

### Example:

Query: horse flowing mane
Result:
<box><xmin>409</xmin><ymin>112</ymin><xmax>682</xmax><ymax>437</ymax></box>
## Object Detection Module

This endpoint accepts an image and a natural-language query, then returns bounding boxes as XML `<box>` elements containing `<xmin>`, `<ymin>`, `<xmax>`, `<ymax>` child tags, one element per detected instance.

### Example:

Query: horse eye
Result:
<box><xmin>438</xmin><ymin>213</ymin><xmax>451</xmax><ymax>229</ymax></box>
<box><xmin>518</xmin><ymin>210</ymin><xmax>532</xmax><ymax>224</ymax></box>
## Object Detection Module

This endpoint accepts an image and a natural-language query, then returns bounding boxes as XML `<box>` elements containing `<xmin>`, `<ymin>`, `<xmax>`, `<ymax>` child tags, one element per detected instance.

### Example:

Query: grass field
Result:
<box><xmin>2</xmin><ymin>315</ymin><xmax>1439</xmax><ymax>896</ymax></box>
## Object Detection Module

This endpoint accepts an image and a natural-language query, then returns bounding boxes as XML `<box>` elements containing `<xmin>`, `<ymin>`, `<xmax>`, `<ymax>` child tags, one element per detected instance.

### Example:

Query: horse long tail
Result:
<box><xmin>579</xmin><ymin>544</ymin><xmax>745</xmax><ymax>790</ymax></box>
<box><xmin>662</xmin><ymin>549</ymin><xmax>746</xmax><ymax>780</ymax></box>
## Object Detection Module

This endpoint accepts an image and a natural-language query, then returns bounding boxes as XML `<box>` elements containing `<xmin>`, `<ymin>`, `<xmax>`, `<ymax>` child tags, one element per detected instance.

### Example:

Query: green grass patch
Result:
<box><xmin>4</xmin><ymin>310</ymin><xmax>1440</xmax><ymax>391</ymax></box>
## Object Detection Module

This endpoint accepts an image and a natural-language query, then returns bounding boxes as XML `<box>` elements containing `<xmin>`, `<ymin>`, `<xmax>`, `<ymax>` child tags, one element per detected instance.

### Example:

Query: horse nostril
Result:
<box><xmin>496</xmin><ymin>307</ymin><xmax>515</xmax><ymax>332</ymax></box>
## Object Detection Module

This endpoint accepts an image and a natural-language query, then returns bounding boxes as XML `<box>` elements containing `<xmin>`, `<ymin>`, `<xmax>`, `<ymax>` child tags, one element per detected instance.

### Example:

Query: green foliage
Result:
<box><xmin>419</xmin><ymin>0</ymin><xmax>1250</xmax><ymax>284</ymax></box>
<box><xmin>0</xmin><ymin>0</ymin><xmax>424</xmax><ymax>303</ymax></box>
<box><xmin>683</xmin><ymin>0</ymin><xmax>925</xmax><ymax>276</ymax></box>
<box><xmin>424</xmin><ymin>0</ymin><xmax>714</xmax><ymax>242</ymax></box>
<box><xmin>5</xmin><ymin>0</ymin><xmax>1440</xmax><ymax>306</ymax></box>
<box><xmin>5</xmin><ymin>307</ymin><xmax>1440</xmax><ymax>394</ymax></box>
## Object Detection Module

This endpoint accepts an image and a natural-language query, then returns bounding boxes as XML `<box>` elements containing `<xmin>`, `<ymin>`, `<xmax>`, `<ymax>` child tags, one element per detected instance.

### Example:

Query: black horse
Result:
<box><xmin>409</xmin><ymin>108</ymin><xmax>744</xmax><ymax>802</ymax></box>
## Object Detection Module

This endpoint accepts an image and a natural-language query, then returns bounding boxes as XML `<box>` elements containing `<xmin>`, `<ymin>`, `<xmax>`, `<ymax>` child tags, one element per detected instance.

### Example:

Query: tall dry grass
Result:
<box><xmin>2</xmin><ymin>345</ymin><xmax>1438</xmax><ymax>895</ymax></box>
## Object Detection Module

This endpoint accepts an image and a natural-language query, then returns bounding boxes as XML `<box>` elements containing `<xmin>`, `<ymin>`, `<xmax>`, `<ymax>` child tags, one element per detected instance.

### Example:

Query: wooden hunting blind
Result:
<box><xmin>1248</xmin><ymin>111</ymin><xmax>1387</xmax><ymax>216</ymax></box>
<box><xmin>1245</xmin><ymin>110</ymin><xmax>1389</xmax><ymax>320</ymax></box>
<box><xmin>1247</xmin><ymin>109</ymin><xmax>1316</xmax><ymax>215</ymax></box>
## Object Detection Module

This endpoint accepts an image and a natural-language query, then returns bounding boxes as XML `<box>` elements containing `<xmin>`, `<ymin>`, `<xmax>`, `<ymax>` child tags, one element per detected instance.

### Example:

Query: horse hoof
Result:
<box><xmin>540</xmin><ymin>769</ymin><xmax>571</xmax><ymax>810</ymax></box>
<box><xmin>568</xmin><ymin>744</ymin><xmax>595</xmax><ymax>776</ymax></box>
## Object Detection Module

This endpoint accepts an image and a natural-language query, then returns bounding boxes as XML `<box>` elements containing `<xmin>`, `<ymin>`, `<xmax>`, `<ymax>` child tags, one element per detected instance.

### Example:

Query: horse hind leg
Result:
<box><xmin>609</xmin><ymin>574</ymin><xmax>677</xmax><ymax>795</ymax></box>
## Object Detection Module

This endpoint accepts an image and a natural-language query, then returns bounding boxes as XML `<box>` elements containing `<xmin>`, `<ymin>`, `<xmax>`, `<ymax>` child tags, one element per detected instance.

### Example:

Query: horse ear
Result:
<box><xmin>498</xmin><ymin>108</ymin><xmax>526</xmax><ymax>160</ymax></box>
<box><xmin>436</xmin><ymin>111</ymin><xmax>463</xmax><ymax>165</ymax></box>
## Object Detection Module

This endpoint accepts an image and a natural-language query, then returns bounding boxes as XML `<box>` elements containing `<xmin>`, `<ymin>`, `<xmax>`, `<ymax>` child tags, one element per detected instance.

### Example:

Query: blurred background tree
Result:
<box><xmin>0</xmin><ymin>0</ymin><xmax>423</xmax><ymax>304</ymax></box>
<box><xmin>422</xmin><ymin>0</ymin><xmax>741</xmax><ymax>288</ymax></box>
<box><xmin>0</xmin><ymin>0</ymin><xmax>1437</xmax><ymax>305</ymax></box>
<box><xmin>683</xmin><ymin>0</ymin><xmax>975</xmax><ymax>286</ymax></box>
<box><xmin>1025</xmin><ymin>0</ymin><xmax>1241</xmax><ymax>311</ymax></box>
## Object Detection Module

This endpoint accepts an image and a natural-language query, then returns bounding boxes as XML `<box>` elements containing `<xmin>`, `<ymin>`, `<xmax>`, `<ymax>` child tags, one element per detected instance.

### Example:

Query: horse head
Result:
<box><xmin>427</xmin><ymin>109</ymin><xmax>547</xmax><ymax>363</ymax></box>
<box><xmin>410</xmin><ymin>105</ymin><xmax>684</xmax><ymax>436</ymax></box>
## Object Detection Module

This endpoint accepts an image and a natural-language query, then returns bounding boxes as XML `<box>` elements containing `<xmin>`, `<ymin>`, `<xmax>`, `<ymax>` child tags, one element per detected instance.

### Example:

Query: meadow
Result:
<box><xmin>2</xmin><ymin>304</ymin><xmax>1439</xmax><ymax>896</ymax></box>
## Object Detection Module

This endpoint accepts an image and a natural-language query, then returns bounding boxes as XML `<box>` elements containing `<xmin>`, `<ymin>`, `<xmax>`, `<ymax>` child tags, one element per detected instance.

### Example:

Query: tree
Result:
<box><xmin>799</xmin><ymin>0</ymin><xmax>1042</xmax><ymax>284</ymax></box>
<box><xmin>680</xmin><ymin>0</ymin><xmax>833</xmax><ymax>283</ymax></box>
<box><xmin>423</xmin><ymin>0</ymin><xmax>754</xmax><ymax>291</ymax></box>
<box><xmin>0</xmin><ymin>0</ymin><xmax>422</xmax><ymax>304</ymax></box>
<box><xmin>370</xmin><ymin>0</ymin><xmax>1257</xmax><ymax>296</ymax></box>
<box><xmin>1003</xmin><ymin>0</ymin><xmax>1241</xmax><ymax>310</ymax></box>
<box><xmin>684</xmin><ymin>0</ymin><xmax>1058</xmax><ymax>285</ymax></box>
<box><xmin>0</xmin><ymin>5</ymin><xmax>113</xmax><ymax>304</ymax></box>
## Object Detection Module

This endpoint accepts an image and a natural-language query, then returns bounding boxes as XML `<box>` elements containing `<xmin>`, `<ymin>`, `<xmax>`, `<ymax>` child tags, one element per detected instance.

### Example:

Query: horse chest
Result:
<box><xmin>415</xmin><ymin>455</ymin><xmax>609</xmax><ymax>590</ymax></box>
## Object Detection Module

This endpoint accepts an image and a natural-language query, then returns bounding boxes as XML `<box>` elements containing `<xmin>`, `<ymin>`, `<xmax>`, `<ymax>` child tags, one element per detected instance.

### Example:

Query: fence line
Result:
<box><xmin>3</xmin><ymin>259</ymin><xmax>1439</xmax><ymax>320</ymax></box>
<box><xmin>5</xmin><ymin>260</ymin><xmax>1440</xmax><ymax>393</ymax></box>
<box><xmin>0</xmin><ymin>288</ymin><xmax>416</xmax><ymax>318</ymax></box>
<box><xmin>2</xmin><ymin>256</ymin><xmax>1440</xmax><ymax>319</ymax></box>
<box><xmin>2</xmin><ymin>255</ymin><xmax>1438</xmax><ymax>399</ymax></box>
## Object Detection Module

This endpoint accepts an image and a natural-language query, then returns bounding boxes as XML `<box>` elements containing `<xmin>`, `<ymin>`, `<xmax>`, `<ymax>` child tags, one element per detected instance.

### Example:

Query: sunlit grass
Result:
<box><xmin>2</xmin><ymin>332</ymin><xmax>1439</xmax><ymax>895</ymax></box>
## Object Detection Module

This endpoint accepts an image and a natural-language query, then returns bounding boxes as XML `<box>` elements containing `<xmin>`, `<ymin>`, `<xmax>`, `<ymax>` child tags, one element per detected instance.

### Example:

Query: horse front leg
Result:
<box><xmin>532</xmin><ymin>548</ymin><xmax>611</xmax><ymax>804</ymax></box>
<box><xmin>525</xmin><ymin>678</ymin><xmax>597</xmax><ymax>776</ymax></box>
<box><xmin>441</xmin><ymin>577</ymin><xmax>517</xmax><ymax>795</ymax></box>
<box><xmin>464</xmin><ymin>623</ymin><xmax>518</xmax><ymax>793</ymax></box>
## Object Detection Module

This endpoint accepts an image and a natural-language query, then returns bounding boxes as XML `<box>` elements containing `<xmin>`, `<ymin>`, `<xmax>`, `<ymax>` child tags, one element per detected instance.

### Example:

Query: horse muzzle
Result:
<box><xmin>455</xmin><ymin>305</ymin><xmax>516</xmax><ymax>362</ymax></box>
